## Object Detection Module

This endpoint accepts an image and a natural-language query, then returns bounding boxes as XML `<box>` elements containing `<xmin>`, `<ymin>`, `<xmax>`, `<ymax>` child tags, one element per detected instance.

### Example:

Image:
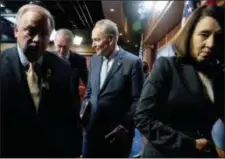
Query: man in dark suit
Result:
<box><xmin>0</xmin><ymin>4</ymin><xmax>81</xmax><ymax>157</ymax></box>
<box><xmin>82</xmin><ymin>19</ymin><xmax>144</xmax><ymax>157</ymax></box>
<box><xmin>54</xmin><ymin>29</ymin><xmax>88</xmax><ymax>105</ymax></box>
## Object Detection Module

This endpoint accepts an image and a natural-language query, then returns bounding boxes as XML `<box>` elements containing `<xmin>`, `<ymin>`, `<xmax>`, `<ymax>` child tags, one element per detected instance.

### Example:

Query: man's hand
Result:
<box><xmin>216</xmin><ymin>147</ymin><xmax>225</xmax><ymax>158</ymax></box>
<box><xmin>195</xmin><ymin>138</ymin><xmax>209</xmax><ymax>151</ymax></box>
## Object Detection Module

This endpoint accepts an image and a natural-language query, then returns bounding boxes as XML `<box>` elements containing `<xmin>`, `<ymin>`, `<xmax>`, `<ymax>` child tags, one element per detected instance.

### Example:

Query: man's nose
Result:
<box><xmin>58</xmin><ymin>48</ymin><xmax>64</xmax><ymax>55</ymax></box>
<box><xmin>92</xmin><ymin>42</ymin><xmax>96</xmax><ymax>48</ymax></box>
<box><xmin>206</xmin><ymin>35</ymin><xmax>215</xmax><ymax>48</ymax></box>
<box><xmin>32</xmin><ymin>34</ymin><xmax>41</xmax><ymax>42</ymax></box>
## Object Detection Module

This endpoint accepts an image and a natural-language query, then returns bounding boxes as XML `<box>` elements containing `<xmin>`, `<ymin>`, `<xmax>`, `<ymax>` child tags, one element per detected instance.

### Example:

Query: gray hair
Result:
<box><xmin>55</xmin><ymin>28</ymin><xmax>74</xmax><ymax>45</ymax></box>
<box><xmin>15</xmin><ymin>4</ymin><xmax>55</xmax><ymax>30</ymax></box>
<box><xmin>94</xmin><ymin>19</ymin><xmax>119</xmax><ymax>41</ymax></box>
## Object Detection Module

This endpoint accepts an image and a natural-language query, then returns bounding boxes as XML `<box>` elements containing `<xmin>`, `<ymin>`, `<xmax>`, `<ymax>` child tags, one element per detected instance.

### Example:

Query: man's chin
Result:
<box><xmin>96</xmin><ymin>52</ymin><xmax>102</xmax><ymax>56</ymax></box>
<box><xmin>197</xmin><ymin>56</ymin><xmax>216</xmax><ymax>65</ymax></box>
<box><xmin>24</xmin><ymin>47</ymin><xmax>42</xmax><ymax>62</ymax></box>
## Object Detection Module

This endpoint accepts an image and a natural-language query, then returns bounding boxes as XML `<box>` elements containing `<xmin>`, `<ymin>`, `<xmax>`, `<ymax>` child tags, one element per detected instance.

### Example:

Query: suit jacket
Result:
<box><xmin>68</xmin><ymin>52</ymin><xmax>88</xmax><ymax>108</ymax></box>
<box><xmin>0</xmin><ymin>47</ymin><xmax>82</xmax><ymax>158</ymax></box>
<box><xmin>68</xmin><ymin>51</ymin><xmax>88</xmax><ymax>86</ymax></box>
<box><xmin>134</xmin><ymin>56</ymin><xmax>224</xmax><ymax>157</ymax></box>
<box><xmin>83</xmin><ymin>48</ymin><xmax>144</xmax><ymax>157</ymax></box>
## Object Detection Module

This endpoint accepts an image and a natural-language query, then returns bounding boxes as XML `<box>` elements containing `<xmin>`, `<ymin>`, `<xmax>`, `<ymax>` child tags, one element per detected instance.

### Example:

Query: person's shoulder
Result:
<box><xmin>118</xmin><ymin>49</ymin><xmax>143</xmax><ymax>69</ymax></box>
<box><xmin>1</xmin><ymin>47</ymin><xmax>17</xmax><ymax>58</ymax></box>
<box><xmin>70</xmin><ymin>52</ymin><xmax>85</xmax><ymax>59</ymax></box>
<box><xmin>43</xmin><ymin>51</ymin><xmax>70</xmax><ymax>69</ymax></box>
<box><xmin>155</xmin><ymin>56</ymin><xmax>177</xmax><ymax>68</ymax></box>
<box><xmin>120</xmin><ymin>49</ymin><xmax>139</xmax><ymax>61</ymax></box>
<box><xmin>90</xmin><ymin>54</ymin><xmax>99</xmax><ymax>61</ymax></box>
<box><xmin>156</xmin><ymin>56</ymin><xmax>176</xmax><ymax>64</ymax></box>
<box><xmin>70</xmin><ymin>52</ymin><xmax>86</xmax><ymax>62</ymax></box>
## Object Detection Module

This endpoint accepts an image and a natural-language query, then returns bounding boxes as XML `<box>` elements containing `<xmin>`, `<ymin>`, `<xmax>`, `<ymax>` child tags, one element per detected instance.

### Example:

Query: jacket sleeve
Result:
<box><xmin>83</xmin><ymin>57</ymin><xmax>92</xmax><ymax>100</ymax></box>
<box><xmin>122</xmin><ymin>58</ymin><xmax>144</xmax><ymax>129</ymax></box>
<box><xmin>80</xmin><ymin>56</ymin><xmax>88</xmax><ymax>86</ymax></box>
<box><xmin>134</xmin><ymin>57</ymin><xmax>196</xmax><ymax>157</ymax></box>
<box><xmin>60</xmin><ymin>68</ymin><xmax>82</xmax><ymax>157</ymax></box>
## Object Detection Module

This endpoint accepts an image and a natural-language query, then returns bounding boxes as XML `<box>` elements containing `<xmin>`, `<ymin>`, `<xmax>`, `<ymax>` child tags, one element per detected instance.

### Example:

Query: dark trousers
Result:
<box><xmin>83</xmin><ymin>131</ymin><xmax>133</xmax><ymax>158</ymax></box>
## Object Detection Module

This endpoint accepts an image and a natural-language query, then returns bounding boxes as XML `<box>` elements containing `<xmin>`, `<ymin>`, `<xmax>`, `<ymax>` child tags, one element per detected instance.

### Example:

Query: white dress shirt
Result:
<box><xmin>99</xmin><ymin>46</ymin><xmax>119</xmax><ymax>89</ymax></box>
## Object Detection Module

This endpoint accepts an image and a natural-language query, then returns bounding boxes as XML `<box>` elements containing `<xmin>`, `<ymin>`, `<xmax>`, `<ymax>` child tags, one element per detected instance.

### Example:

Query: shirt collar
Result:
<box><xmin>17</xmin><ymin>44</ymin><xmax>43</xmax><ymax>67</ymax></box>
<box><xmin>58</xmin><ymin>51</ymin><xmax>70</xmax><ymax>60</ymax></box>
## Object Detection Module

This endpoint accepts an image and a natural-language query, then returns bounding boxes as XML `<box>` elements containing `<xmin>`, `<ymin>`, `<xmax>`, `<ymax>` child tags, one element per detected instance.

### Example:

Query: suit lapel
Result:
<box><xmin>94</xmin><ymin>56</ymin><xmax>102</xmax><ymax>93</ymax></box>
<box><xmin>38</xmin><ymin>54</ymin><xmax>53</xmax><ymax>112</ymax></box>
<box><xmin>99</xmin><ymin>51</ymin><xmax>123</xmax><ymax>93</ymax></box>
<box><xmin>8</xmin><ymin>47</ymin><xmax>23</xmax><ymax>84</ymax></box>
<box><xmin>5</xmin><ymin>47</ymin><xmax>37</xmax><ymax>113</ymax></box>
<box><xmin>68</xmin><ymin>52</ymin><xmax>73</xmax><ymax>65</ymax></box>
<box><xmin>178</xmin><ymin>60</ymin><xmax>205</xmax><ymax>98</ymax></box>
<box><xmin>211</xmin><ymin>65</ymin><xmax>224</xmax><ymax>107</ymax></box>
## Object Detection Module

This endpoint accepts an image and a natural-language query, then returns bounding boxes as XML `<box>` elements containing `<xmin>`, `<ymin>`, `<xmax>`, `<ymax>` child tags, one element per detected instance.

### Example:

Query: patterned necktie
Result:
<box><xmin>26</xmin><ymin>63</ymin><xmax>40</xmax><ymax>111</ymax></box>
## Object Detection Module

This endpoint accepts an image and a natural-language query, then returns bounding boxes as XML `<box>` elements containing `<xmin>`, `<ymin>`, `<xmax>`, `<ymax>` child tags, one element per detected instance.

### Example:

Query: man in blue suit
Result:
<box><xmin>0</xmin><ymin>4</ymin><xmax>81</xmax><ymax>157</ymax></box>
<box><xmin>82</xmin><ymin>19</ymin><xmax>144</xmax><ymax>157</ymax></box>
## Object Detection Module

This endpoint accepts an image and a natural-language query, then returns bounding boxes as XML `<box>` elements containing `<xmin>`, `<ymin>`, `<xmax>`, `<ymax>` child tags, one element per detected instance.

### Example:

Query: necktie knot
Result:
<box><xmin>28</xmin><ymin>62</ymin><xmax>35</xmax><ymax>71</ymax></box>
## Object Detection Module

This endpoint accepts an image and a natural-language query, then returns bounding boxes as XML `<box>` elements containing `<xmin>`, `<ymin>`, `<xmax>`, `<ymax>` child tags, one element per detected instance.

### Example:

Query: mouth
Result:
<box><xmin>199</xmin><ymin>51</ymin><xmax>212</xmax><ymax>57</ymax></box>
<box><xmin>95</xmin><ymin>49</ymin><xmax>101</xmax><ymax>54</ymax></box>
<box><xmin>24</xmin><ymin>46</ymin><xmax>40</xmax><ymax>62</ymax></box>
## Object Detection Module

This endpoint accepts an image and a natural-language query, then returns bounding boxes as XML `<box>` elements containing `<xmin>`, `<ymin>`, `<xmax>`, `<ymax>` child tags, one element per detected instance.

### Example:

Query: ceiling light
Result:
<box><xmin>109</xmin><ymin>8</ymin><xmax>115</xmax><ymax>12</ymax></box>
<box><xmin>4</xmin><ymin>17</ymin><xmax>16</xmax><ymax>24</ymax></box>
<box><xmin>138</xmin><ymin>1</ymin><xmax>153</xmax><ymax>19</ymax></box>
<box><xmin>142</xmin><ymin>1</ymin><xmax>153</xmax><ymax>12</ymax></box>
<box><xmin>119</xmin><ymin>33</ymin><xmax>123</xmax><ymax>36</ymax></box>
<box><xmin>135</xmin><ymin>44</ymin><xmax>138</xmax><ymax>47</ymax></box>
<box><xmin>127</xmin><ymin>40</ymin><xmax>130</xmax><ymax>43</ymax></box>
<box><xmin>155</xmin><ymin>1</ymin><xmax>168</xmax><ymax>12</ymax></box>
<box><xmin>1</xmin><ymin>14</ymin><xmax>16</xmax><ymax>24</ymax></box>
<box><xmin>73</xmin><ymin>35</ymin><xmax>83</xmax><ymax>45</ymax></box>
<box><xmin>0</xmin><ymin>3</ymin><xmax>5</xmax><ymax>8</ymax></box>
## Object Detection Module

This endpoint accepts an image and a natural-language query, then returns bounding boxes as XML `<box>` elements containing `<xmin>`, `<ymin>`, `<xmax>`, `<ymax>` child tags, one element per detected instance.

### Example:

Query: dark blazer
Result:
<box><xmin>68</xmin><ymin>51</ymin><xmax>88</xmax><ymax>86</ymax></box>
<box><xmin>83</xmin><ymin>48</ymin><xmax>144</xmax><ymax>157</ymax></box>
<box><xmin>0</xmin><ymin>47</ymin><xmax>82</xmax><ymax>158</ymax></box>
<box><xmin>134</xmin><ymin>56</ymin><xmax>224</xmax><ymax>158</ymax></box>
<box><xmin>68</xmin><ymin>52</ymin><xmax>88</xmax><ymax>108</ymax></box>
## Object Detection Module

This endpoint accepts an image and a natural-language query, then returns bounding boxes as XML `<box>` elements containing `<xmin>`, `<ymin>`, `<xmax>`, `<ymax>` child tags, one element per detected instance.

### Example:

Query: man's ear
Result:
<box><xmin>110</xmin><ymin>36</ymin><xmax>117</xmax><ymax>46</ymax></box>
<box><xmin>14</xmin><ymin>26</ymin><xmax>18</xmax><ymax>38</ymax></box>
<box><xmin>108</xmin><ymin>35</ymin><xmax>114</xmax><ymax>43</ymax></box>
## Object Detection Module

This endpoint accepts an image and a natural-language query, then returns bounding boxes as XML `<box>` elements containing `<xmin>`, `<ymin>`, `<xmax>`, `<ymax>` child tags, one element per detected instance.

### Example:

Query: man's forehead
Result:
<box><xmin>92</xmin><ymin>27</ymin><xmax>105</xmax><ymax>37</ymax></box>
<box><xmin>18</xmin><ymin>10</ymin><xmax>50</xmax><ymax>29</ymax></box>
<box><xmin>20</xmin><ymin>10</ymin><xmax>46</xmax><ymax>21</ymax></box>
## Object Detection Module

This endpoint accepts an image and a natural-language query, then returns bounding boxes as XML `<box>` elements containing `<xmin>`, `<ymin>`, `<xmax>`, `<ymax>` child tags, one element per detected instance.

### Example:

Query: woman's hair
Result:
<box><xmin>142</xmin><ymin>61</ymin><xmax>149</xmax><ymax>73</ymax></box>
<box><xmin>170</xmin><ymin>5</ymin><xmax>224</xmax><ymax>59</ymax></box>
